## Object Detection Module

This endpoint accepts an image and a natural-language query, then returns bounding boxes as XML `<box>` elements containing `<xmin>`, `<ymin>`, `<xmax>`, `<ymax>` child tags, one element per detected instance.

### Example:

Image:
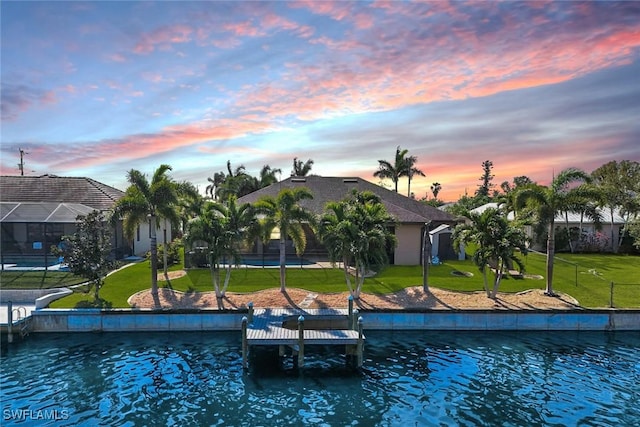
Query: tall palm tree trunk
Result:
<box><xmin>564</xmin><ymin>212</ymin><xmax>574</xmax><ymax>253</ymax></box>
<box><xmin>422</xmin><ymin>225</ymin><xmax>431</xmax><ymax>292</ymax></box>
<box><xmin>545</xmin><ymin>220</ymin><xmax>556</xmax><ymax>296</ymax></box>
<box><xmin>490</xmin><ymin>260</ymin><xmax>504</xmax><ymax>299</ymax></box>
<box><xmin>609</xmin><ymin>207</ymin><xmax>617</xmax><ymax>253</ymax></box>
<box><xmin>279</xmin><ymin>235</ymin><xmax>286</xmax><ymax>292</ymax></box>
<box><xmin>163</xmin><ymin>222</ymin><xmax>169</xmax><ymax>279</ymax></box>
<box><xmin>149</xmin><ymin>215</ymin><xmax>159</xmax><ymax>298</ymax></box>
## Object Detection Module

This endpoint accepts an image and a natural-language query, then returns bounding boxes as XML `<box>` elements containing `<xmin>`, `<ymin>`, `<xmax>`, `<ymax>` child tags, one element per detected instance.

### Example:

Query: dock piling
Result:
<box><xmin>357</xmin><ymin>316</ymin><xmax>364</xmax><ymax>367</ymax></box>
<box><xmin>352</xmin><ymin>309</ymin><xmax>359</xmax><ymax>330</ymax></box>
<box><xmin>241</xmin><ymin>316</ymin><xmax>248</xmax><ymax>369</ymax></box>
<box><xmin>7</xmin><ymin>301</ymin><xmax>13</xmax><ymax>343</ymax></box>
<box><xmin>298</xmin><ymin>315</ymin><xmax>305</xmax><ymax>368</ymax></box>
<box><xmin>248</xmin><ymin>302</ymin><xmax>254</xmax><ymax>324</ymax></box>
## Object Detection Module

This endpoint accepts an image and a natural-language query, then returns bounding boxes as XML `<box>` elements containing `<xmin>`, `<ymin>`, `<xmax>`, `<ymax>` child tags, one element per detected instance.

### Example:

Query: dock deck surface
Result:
<box><xmin>246</xmin><ymin>308</ymin><xmax>362</xmax><ymax>346</ymax></box>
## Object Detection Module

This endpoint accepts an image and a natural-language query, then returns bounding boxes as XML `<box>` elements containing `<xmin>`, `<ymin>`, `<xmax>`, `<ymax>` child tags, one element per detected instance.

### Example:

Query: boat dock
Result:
<box><xmin>241</xmin><ymin>304</ymin><xmax>365</xmax><ymax>369</ymax></box>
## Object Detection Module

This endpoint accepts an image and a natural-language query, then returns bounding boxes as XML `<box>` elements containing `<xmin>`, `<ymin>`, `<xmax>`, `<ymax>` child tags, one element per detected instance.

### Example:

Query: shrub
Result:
<box><xmin>147</xmin><ymin>240</ymin><xmax>181</xmax><ymax>265</ymax></box>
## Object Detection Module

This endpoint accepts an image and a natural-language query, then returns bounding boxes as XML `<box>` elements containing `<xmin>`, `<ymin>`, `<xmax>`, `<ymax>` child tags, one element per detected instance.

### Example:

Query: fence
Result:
<box><xmin>524</xmin><ymin>250</ymin><xmax>640</xmax><ymax>308</ymax></box>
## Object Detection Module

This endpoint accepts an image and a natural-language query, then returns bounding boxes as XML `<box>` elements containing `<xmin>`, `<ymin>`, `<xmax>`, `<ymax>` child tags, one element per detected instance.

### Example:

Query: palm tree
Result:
<box><xmin>562</xmin><ymin>192</ymin><xmax>602</xmax><ymax>253</ymax></box>
<box><xmin>253</xmin><ymin>188</ymin><xmax>315</xmax><ymax>292</ymax></box>
<box><xmin>405</xmin><ymin>154</ymin><xmax>425</xmax><ymax>198</ymax></box>
<box><xmin>184</xmin><ymin>196</ymin><xmax>256</xmax><ymax>298</ymax></box>
<box><xmin>319</xmin><ymin>190</ymin><xmax>397</xmax><ymax>299</ymax></box>
<box><xmin>430</xmin><ymin>182</ymin><xmax>442</xmax><ymax>199</ymax></box>
<box><xmin>453</xmin><ymin>208</ymin><xmax>528</xmax><ymax>299</ymax></box>
<box><xmin>515</xmin><ymin>168</ymin><xmax>598</xmax><ymax>296</ymax></box>
<box><xmin>247</xmin><ymin>165</ymin><xmax>282</xmax><ymax>193</ymax></box>
<box><xmin>112</xmin><ymin>164</ymin><xmax>179</xmax><ymax>300</ymax></box>
<box><xmin>176</xmin><ymin>181</ymin><xmax>205</xmax><ymax>235</ymax></box>
<box><xmin>291</xmin><ymin>157</ymin><xmax>314</xmax><ymax>176</ymax></box>
<box><xmin>206</xmin><ymin>171</ymin><xmax>226</xmax><ymax>200</ymax></box>
<box><xmin>373</xmin><ymin>146</ymin><xmax>408</xmax><ymax>192</ymax></box>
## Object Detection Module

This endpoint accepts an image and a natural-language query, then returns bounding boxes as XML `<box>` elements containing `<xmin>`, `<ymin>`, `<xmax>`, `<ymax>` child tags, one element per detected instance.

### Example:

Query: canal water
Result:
<box><xmin>1</xmin><ymin>330</ymin><xmax>639</xmax><ymax>426</ymax></box>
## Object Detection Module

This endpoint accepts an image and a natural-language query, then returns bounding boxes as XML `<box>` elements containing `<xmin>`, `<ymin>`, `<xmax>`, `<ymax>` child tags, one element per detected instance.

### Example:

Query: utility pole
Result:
<box><xmin>18</xmin><ymin>148</ymin><xmax>27</xmax><ymax>176</ymax></box>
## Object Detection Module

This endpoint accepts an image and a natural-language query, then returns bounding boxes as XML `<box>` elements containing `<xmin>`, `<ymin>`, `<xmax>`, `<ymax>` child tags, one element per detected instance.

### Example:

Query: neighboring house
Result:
<box><xmin>469</xmin><ymin>202</ymin><xmax>515</xmax><ymax>220</ymax></box>
<box><xmin>0</xmin><ymin>175</ymin><xmax>170</xmax><ymax>266</ymax></box>
<box><xmin>551</xmin><ymin>208</ymin><xmax>626</xmax><ymax>252</ymax></box>
<box><xmin>237</xmin><ymin>176</ymin><xmax>458</xmax><ymax>265</ymax></box>
<box><xmin>471</xmin><ymin>202</ymin><xmax>626</xmax><ymax>252</ymax></box>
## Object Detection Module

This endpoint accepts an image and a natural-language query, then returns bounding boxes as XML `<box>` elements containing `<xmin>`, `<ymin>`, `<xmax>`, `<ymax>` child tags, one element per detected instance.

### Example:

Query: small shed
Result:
<box><xmin>429</xmin><ymin>224</ymin><xmax>464</xmax><ymax>261</ymax></box>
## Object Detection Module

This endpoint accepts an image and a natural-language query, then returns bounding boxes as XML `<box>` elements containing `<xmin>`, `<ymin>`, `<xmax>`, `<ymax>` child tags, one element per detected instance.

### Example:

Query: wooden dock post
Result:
<box><xmin>7</xmin><ymin>301</ymin><xmax>13</xmax><ymax>344</ymax></box>
<box><xmin>248</xmin><ymin>302</ymin><xmax>254</xmax><ymax>324</ymax></box>
<box><xmin>297</xmin><ymin>315</ymin><xmax>305</xmax><ymax>368</ymax></box>
<box><xmin>357</xmin><ymin>316</ymin><xmax>364</xmax><ymax>367</ymax></box>
<box><xmin>241</xmin><ymin>316</ymin><xmax>248</xmax><ymax>369</ymax></box>
<box><xmin>352</xmin><ymin>309</ymin><xmax>359</xmax><ymax>330</ymax></box>
<box><xmin>348</xmin><ymin>295</ymin><xmax>353</xmax><ymax>325</ymax></box>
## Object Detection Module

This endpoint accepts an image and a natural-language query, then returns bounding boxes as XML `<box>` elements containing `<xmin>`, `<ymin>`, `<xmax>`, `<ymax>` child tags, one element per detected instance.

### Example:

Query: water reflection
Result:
<box><xmin>1</xmin><ymin>331</ymin><xmax>639</xmax><ymax>426</ymax></box>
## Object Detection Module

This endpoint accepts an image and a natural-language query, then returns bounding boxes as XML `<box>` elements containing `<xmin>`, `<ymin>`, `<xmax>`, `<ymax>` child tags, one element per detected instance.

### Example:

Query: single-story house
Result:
<box><xmin>0</xmin><ymin>174</ymin><xmax>171</xmax><ymax>267</ymax></box>
<box><xmin>237</xmin><ymin>176</ymin><xmax>459</xmax><ymax>265</ymax></box>
<box><xmin>470</xmin><ymin>202</ymin><xmax>626</xmax><ymax>252</ymax></box>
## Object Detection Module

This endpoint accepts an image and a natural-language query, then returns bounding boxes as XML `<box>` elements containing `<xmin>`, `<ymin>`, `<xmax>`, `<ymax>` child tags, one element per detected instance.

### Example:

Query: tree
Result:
<box><xmin>627</xmin><ymin>219</ymin><xmax>640</xmax><ymax>251</ymax></box>
<box><xmin>495</xmin><ymin>175</ymin><xmax>536</xmax><ymax>220</ymax></box>
<box><xmin>430</xmin><ymin>182</ymin><xmax>442</xmax><ymax>199</ymax></box>
<box><xmin>319</xmin><ymin>190</ymin><xmax>397</xmax><ymax>299</ymax></box>
<box><xmin>591</xmin><ymin>160</ymin><xmax>640</xmax><ymax>252</ymax></box>
<box><xmin>475</xmin><ymin>160</ymin><xmax>495</xmax><ymax>200</ymax></box>
<box><xmin>561</xmin><ymin>191</ymin><xmax>602</xmax><ymax>253</ymax></box>
<box><xmin>213</xmin><ymin>160</ymin><xmax>248</xmax><ymax>200</ymax></box>
<box><xmin>176</xmin><ymin>180</ymin><xmax>205</xmax><ymax>235</ymax></box>
<box><xmin>373</xmin><ymin>146</ymin><xmax>409</xmax><ymax>193</ymax></box>
<box><xmin>112</xmin><ymin>164</ymin><xmax>179</xmax><ymax>301</ymax></box>
<box><xmin>405</xmin><ymin>154</ymin><xmax>425</xmax><ymax>198</ymax></box>
<box><xmin>291</xmin><ymin>157</ymin><xmax>314</xmax><ymax>176</ymax></box>
<box><xmin>253</xmin><ymin>188</ymin><xmax>316</xmax><ymax>292</ymax></box>
<box><xmin>247</xmin><ymin>165</ymin><xmax>282</xmax><ymax>193</ymax></box>
<box><xmin>445</xmin><ymin>192</ymin><xmax>480</xmax><ymax>217</ymax></box>
<box><xmin>514</xmin><ymin>168</ymin><xmax>597</xmax><ymax>296</ymax></box>
<box><xmin>453</xmin><ymin>208</ymin><xmax>528</xmax><ymax>299</ymax></box>
<box><xmin>184</xmin><ymin>197</ymin><xmax>256</xmax><ymax>298</ymax></box>
<box><xmin>53</xmin><ymin>211</ymin><xmax>113</xmax><ymax>303</ymax></box>
<box><xmin>257</xmin><ymin>164</ymin><xmax>282</xmax><ymax>187</ymax></box>
<box><xmin>205</xmin><ymin>171</ymin><xmax>226</xmax><ymax>200</ymax></box>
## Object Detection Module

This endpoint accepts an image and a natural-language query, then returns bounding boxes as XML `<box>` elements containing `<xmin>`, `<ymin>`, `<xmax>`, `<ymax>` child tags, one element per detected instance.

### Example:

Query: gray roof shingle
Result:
<box><xmin>0</xmin><ymin>175</ymin><xmax>124</xmax><ymax>210</ymax></box>
<box><xmin>237</xmin><ymin>176</ymin><xmax>456</xmax><ymax>225</ymax></box>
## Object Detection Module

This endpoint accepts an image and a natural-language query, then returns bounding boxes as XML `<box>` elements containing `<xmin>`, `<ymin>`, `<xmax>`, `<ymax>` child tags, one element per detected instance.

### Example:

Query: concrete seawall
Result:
<box><xmin>27</xmin><ymin>308</ymin><xmax>640</xmax><ymax>332</ymax></box>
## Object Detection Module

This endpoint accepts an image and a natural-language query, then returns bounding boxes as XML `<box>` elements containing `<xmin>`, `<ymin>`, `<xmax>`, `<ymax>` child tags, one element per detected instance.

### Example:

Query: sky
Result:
<box><xmin>1</xmin><ymin>1</ymin><xmax>639</xmax><ymax>202</ymax></box>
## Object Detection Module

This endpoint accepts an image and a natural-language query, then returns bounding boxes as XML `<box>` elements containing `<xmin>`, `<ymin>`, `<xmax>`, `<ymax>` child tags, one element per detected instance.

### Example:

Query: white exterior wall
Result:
<box><xmin>132</xmin><ymin>219</ymin><xmax>172</xmax><ymax>256</ymax></box>
<box><xmin>394</xmin><ymin>224</ymin><xmax>422</xmax><ymax>265</ymax></box>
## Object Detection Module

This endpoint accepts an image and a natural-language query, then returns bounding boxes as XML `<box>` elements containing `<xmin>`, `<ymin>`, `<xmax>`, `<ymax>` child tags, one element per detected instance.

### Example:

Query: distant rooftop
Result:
<box><xmin>0</xmin><ymin>175</ymin><xmax>124</xmax><ymax>211</ymax></box>
<box><xmin>238</xmin><ymin>176</ymin><xmax>456</xmax><ymax>225</ymax></box>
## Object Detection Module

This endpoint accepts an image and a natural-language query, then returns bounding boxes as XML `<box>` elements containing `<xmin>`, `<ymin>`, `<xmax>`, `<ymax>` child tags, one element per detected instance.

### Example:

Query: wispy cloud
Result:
<box><xmin>133</xmin><ymin>24</ymin><xmax>194</xmax><ymax>54</ymax></box>
<box><xmin>0</xmin><ymin>84</ymin><xmax>57</xmax><ymax>121</ymax></box>
<box><xmin>1</xmin><ymin>1</ymin><xmax>638</xmax><ymax>200</ymax></box>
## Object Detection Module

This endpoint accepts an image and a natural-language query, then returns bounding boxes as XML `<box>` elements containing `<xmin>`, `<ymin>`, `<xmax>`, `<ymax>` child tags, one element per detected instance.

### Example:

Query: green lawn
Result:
<box><xmin>0</xmin><ymin>270</ymin><xmax>86</xmax><ymax>289</ymax></box>
<box><xmin>521</xmin><ymin>252</ymin><xmax>640</xmax><ymax>308</ymax></box>
<box><xmin>27</xmin><ymin>252</ymin><xmax>640</xmax><ymax>309</ymax></box>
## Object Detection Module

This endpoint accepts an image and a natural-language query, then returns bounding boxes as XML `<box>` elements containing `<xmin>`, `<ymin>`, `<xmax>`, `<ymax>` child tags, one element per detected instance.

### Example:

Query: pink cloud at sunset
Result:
<box><xmin>133</xmin><ymin>24</ymin><xmax>194</xmax><ymax>54</ymax></box>
<box><xmin>1</xmin><ymin>1</ymin><xmax>638</xmax><ymax>201</ymax></box>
